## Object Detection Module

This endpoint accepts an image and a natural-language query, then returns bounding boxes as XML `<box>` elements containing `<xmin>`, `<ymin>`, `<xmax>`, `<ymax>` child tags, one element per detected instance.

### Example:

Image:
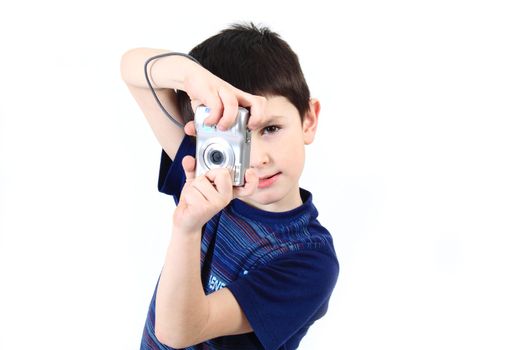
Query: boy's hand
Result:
<box><xmin>183</xmin><ymin>63</ymin><xmax>268</xmax><ymax>135</ymax></box>
<box><xmin>172</xmin><ymin>155</ymin><xmax>258</xmax><ymax>234</ymax></box>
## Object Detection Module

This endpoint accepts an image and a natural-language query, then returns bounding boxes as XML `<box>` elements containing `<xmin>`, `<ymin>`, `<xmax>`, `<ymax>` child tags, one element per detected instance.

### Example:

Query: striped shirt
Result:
<box><xmin>141</xmin><ymin>136</ymin><xmax>339</xmax><ymax>350</ymax></box>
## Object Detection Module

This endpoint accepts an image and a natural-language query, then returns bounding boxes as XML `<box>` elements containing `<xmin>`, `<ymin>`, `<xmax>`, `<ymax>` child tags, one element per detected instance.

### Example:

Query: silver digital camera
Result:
<box><xmin>194</xmin><ymin>105</ymin><xmax>251</xmax><ymax>186</ymax></box>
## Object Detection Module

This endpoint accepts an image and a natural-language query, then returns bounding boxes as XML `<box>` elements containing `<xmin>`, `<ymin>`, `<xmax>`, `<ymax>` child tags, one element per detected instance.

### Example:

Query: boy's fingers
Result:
<box><xmin>184</xmin><ymin>121</ymin><xmax>196</xmax><ymax>136</ymax></box>
<box><xmin>217</xmin><ymin>87</ymin><xmax>239</xmax><ymax>131</ymax></box>
<box><xmin>239</xmin><ymin>94</ymin><xmax>267</xmax><ymax>130</ymax></box>
<box><xmin>191</xmin><ymin>176</ymin><xmax>216</xmax><ymax>202</ymax></box>
<box><xmin>248</xmin><ymin>96</ymin><xmax>268</xmax><ymax>130</ymax></box>
<box><xmin>234</xmin><ymin>168</ymin><xmax>258</xmax><ymax>198</ymax></box>
<box><xmin>205</xmin><ymin>169</ymin><xmax>233</xmax><ymax>200</ymax></box>
<box><xmin>182</xmin><ymin>185</ymin><xmax>205</xmax><ymax>207</ymax></box>
<box><xmin>190</xmin><ymin>99</ymin><xmax>202</xmax><ymax>112</ymax></box>
<box><xmin>182</xmin><ymin>156</ymin><xmax>196</xmax><ymax>181</ymax></box>
<box><xmin>203</xmin><ymin>92</ymin><xmax>223</xmax><ymax>126</ymax></box>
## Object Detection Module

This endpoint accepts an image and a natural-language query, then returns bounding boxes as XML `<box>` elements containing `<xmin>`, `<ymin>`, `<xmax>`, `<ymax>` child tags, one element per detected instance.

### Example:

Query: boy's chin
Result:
<box><xmin>239</xmin><ymin>191</ymin><xmax>283</xmax><ymax>210</ymax></box>
<box><xmin>240</xmin><ymin>187</ymin><xmax>300</xmax><ymax>212</ymax></box>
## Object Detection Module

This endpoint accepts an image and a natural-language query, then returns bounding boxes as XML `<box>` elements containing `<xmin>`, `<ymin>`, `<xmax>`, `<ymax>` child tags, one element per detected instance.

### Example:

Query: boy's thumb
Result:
<box><xmin>182</xmin><ymin>156</ymin><xmax>196</xmax><ymax>181</ymax></box>
<box><xmin>184</xmin><ymin>121</ymin><xmax>196</xmax><ymax>136</ymax></box>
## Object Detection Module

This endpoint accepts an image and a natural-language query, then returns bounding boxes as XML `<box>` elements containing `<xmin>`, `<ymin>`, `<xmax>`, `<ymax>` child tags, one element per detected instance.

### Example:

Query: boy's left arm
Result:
<box><xmin>154</xmin><ymin>156</ymin><xmax>257</xmax><ymax>349</ymax></box>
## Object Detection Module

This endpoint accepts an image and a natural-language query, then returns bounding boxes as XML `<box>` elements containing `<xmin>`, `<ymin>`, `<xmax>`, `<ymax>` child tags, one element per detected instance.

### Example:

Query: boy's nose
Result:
<box><xmin>249</xmin><ymin>142</ymin><xmax>270</xmax><ymax>169</ymax></box>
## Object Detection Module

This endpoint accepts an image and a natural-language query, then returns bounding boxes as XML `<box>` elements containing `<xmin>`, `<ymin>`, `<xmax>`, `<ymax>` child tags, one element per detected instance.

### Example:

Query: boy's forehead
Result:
<box><xmin>265</xmin><ymin>96</ymin><xmax>300</xmax><ymax>118</ymax></box>
<box><xmin>265</xmin><ymin>115</ymin><xmax>287</xmax><ymax>123</ymax></box>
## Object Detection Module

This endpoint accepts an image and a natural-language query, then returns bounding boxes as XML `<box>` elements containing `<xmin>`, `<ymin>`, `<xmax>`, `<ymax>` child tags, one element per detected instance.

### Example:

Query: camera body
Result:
<box><xmin>194</xmin><ymin>105</ymin><xmax>251</xmax><ymax>186</ymax></box>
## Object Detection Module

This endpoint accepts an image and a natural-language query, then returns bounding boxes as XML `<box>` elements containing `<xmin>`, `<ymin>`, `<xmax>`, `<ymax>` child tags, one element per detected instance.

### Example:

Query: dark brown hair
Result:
<box><xmin>176</xmin><ymin>22</ymin><xmax>311</xmax><ymax>123</ymax></box>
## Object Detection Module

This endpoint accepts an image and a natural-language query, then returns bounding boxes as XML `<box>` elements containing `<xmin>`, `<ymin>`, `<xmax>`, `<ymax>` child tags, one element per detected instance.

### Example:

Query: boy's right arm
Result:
<box><xmin>120</xmin><ymin>48</ymin><xmax>192</xmax><ymax>160</ymax></box>
<box><xmin>120</xmin><ymin>48</ymin><xmax>268</xmax><ymax>161</ymax></box>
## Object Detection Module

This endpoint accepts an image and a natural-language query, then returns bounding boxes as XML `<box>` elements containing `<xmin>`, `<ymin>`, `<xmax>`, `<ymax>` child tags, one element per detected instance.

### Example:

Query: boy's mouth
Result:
<box><xmin>257</xmin><ymin>172</ymin><xmax>281</xmax><ymax>189</ymax></box>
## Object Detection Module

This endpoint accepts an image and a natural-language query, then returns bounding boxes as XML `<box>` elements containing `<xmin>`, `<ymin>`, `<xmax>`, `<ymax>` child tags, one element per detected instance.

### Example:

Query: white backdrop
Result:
<box><xmin>1</xmin><ymin>1</ymin><xmax>524</xmax><ymax>349</ymax></box>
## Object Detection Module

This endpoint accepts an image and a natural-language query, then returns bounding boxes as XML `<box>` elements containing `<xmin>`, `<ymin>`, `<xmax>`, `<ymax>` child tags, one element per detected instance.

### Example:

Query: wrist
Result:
<box><xmin>151</xmin><ymin>54</ymin><xmax>195</xmax><ymax>91</ymax></box>
<box><xmin>180</xmin><ymin>58</ymin><xmax>202</xmax><ymax>90</ymax></box>
<box><xmin>171</xmin><ymin>221</ymin><xmax>202</xmax><ymax>238</ymax></box>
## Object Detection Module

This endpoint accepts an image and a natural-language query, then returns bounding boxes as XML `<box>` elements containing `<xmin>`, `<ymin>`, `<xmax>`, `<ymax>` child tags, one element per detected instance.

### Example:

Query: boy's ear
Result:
<box><xmin>303</xmin><ymin>98</ymin><xmax>321</xmax><ymax>145</ymax></box>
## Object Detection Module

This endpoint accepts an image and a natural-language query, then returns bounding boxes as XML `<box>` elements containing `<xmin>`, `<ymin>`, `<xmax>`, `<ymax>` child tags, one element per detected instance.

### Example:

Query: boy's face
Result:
<box><xmin>240</xmin><ymin>95</ymin><xmax>320</xmax><ymax>212</ymax></box>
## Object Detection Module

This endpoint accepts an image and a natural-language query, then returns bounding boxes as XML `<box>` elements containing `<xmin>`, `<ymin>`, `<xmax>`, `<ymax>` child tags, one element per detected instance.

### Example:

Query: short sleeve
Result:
<box><xmin>226</xmin><ymin>248</ymin><xmax>339</xmax><ymax>350</ymax></box>
<box><xmin>157</xmin><ymin>135</ymin><xmax>196</xmax><ymax>204</ymax></box>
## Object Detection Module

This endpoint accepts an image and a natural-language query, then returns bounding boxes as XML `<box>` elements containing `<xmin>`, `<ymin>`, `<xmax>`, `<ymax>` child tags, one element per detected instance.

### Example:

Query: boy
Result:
<box><xmin>120</xmin><ymin>23</ymin><xmax>339</xmax><ymax>350</ymax></box>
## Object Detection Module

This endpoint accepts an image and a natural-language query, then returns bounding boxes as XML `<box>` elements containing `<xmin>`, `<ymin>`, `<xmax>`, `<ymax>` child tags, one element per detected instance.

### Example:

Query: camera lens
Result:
<box><xmin>209</xmin><ymin>150</ymin><xmax>225</xmax><ymax>165</ymax></box>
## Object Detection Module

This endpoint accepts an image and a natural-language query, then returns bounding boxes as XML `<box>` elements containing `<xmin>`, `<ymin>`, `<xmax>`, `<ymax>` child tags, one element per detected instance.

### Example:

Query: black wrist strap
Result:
<box><xmin>143</xmin><ymin>52</ymin><xmax>202</xmax><ymax>129</ymax></box>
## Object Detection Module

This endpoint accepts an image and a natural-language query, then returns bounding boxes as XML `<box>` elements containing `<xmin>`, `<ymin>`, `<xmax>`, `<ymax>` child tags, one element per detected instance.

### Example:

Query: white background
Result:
<box><xmin>1</xmin><ymin>0</ymin><xmax>524</xmax><ymax>349</ymax></box>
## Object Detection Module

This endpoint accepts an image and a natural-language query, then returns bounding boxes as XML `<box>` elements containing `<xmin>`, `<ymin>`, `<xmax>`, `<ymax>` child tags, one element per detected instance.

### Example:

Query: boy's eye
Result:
<box><xmin>262</xmin><ymin>125</ymin><xmax>281</xmax><ymax>134</ymax></box>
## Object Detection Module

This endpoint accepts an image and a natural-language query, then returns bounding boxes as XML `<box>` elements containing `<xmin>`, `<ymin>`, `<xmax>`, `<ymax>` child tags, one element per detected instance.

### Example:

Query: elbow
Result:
<box><xmin>155</xmin><ymin>326</ymin><xmax>194</xmax><ymax>349</ymax></box>
<box><xmin>119</xmin><ymin>48</ymin><xmax>137</xmax><ymax>83</ymax></box>
<box><xmin>155</xmin><ymin>327</ymin><xmax>187</xmax><ymax>349</ymax></box>
<box><xmin>154</xmin><ymin>300</ymin><xmax>209</xmax><ymax>348</ymax></box>
<box><xmin>119</xmin><ymin>48</ymin><xmax>145</xmax><ymax>82</ymax></box>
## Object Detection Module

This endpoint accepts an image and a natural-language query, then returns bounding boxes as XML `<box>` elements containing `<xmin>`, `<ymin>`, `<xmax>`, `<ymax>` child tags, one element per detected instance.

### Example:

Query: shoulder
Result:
<box><xmin>253</xmin><ymin>219</ymin><xmax>338</xmax><ymax>270</ymax></box>
<box><xmin>269</xmin><ymin>246</ymin><xmax>339</xmax><ymax>281</ymax></box>
<box><xmin>241</xmin><ymin>246</ymin><xmax>339</xmax><ymax>296</ymax></box>
<box><xmin>225</xmin><ymin>246</ymin><xmax>339</xmax><ymax>349</ymax></box>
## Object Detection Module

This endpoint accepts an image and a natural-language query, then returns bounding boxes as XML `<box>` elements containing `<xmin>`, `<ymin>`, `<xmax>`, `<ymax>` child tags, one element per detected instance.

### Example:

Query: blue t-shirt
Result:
<box><xmin>141</xmin><ymin>136</ymin><xmax>339</xmax><ymax>350</ymax></box>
